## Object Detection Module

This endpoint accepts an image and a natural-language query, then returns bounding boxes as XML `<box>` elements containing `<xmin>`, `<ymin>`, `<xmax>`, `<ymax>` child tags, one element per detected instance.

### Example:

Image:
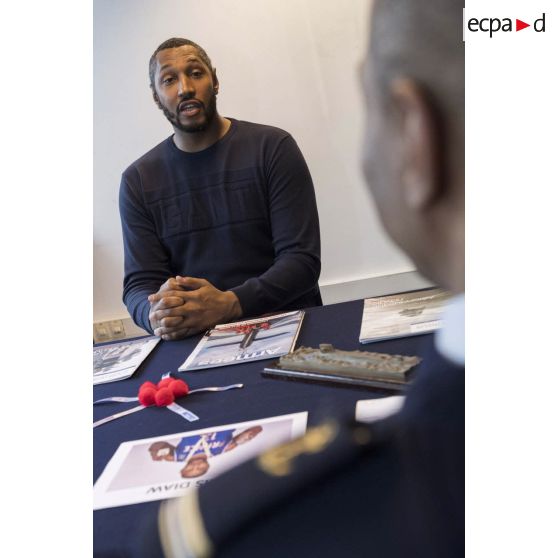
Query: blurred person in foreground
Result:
<box><xmin>136</xmin><ymin>0</ymin><xmax>464</xmax><ymax>556</ymax></box>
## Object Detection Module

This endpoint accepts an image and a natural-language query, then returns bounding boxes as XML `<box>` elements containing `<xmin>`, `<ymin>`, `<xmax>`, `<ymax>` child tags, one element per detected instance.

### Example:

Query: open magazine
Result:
<box><xmin>93</xmin><ymin>336</ymin><xmax>160</xmax><ymax>385</ymax></box>
<box><xmin>359</xmin><ymin>288</ymin><xmax>449</xmax><ymax>344</ymax></box>
<box><xmin>93</xmin><ymin>412</ymin><xmax>307</xmax><ymax>510</ymax></box>
<box><xmin>179</xmin><ymin>310</ymin><xmax>305</xmax><ymax>371</ymax></box>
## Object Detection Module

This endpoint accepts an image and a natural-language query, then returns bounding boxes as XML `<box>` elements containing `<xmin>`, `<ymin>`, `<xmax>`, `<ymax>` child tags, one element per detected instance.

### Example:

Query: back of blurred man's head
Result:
<box><xmin>362</xmin><ymin>0</ymin><xmax>464</xmax><ymax>293</ymax></box>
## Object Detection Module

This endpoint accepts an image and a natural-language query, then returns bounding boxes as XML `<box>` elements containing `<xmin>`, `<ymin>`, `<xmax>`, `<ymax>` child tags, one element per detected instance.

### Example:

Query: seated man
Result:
<box><xmin>120</xmin><ymin>38</ymin><xmax>322</xmax><ymax>341</ymax></box>
<box><xmin>135</xmin><ymin>0</ymin><xmax>464</xmax><ymax>555</ymax></box>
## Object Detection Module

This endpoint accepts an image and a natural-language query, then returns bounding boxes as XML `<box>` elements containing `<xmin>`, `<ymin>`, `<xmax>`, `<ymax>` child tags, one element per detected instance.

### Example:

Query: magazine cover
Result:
<box><xmin>93</xmin><ymin>336</ymin><xmax>160</xmax><ymax>385</ymax></box>
<box><xmin>359</xmin><ymin>288</ymin><xmax>450</xmax><ymax>344</ymax></box>
<box><xmin>93</xmin><ymin>412</ymin><xmax>308</xmax><ymax>510</ymax></box>
<box><xmin>178</xmin><ymin>310</ymin><xmax>305</xmax><ymax>371</ymax></box>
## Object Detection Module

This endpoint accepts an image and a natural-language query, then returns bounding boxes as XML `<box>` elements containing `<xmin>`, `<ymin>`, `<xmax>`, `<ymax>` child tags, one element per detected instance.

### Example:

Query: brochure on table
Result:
<box><xmin>93</xmin><ymin>412</ymin><xmax>307</xmax><ymax>510</ymax></box>
<box><xmin>93</xmin><ymin>336</ymin><xmax>160</xmax><ymax>385</ymax></box>
<box><xmin>359</xmin><ymin>288</ymin><xmax>449</xmax><ymax>344</ymax></box>
<box><xmin>179</xmin><ymin>310</ymin><xmax>304</xmax><ymax>371</ymax></box>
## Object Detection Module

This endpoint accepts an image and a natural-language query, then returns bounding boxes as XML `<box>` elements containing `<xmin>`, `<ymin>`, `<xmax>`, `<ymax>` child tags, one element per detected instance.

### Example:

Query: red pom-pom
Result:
<box><xmin>155</xmin><ymin>387</ymin><xmax>175</xmax><ymax>407</ymax></box>
<box><xmin>157</xmin><ymin>377</ymin><xmax>174</xmax><ymax>389</ymax></box>
<box><xmin>169</xmin><ymin>379</ymin><xmax>189</xmax><ymax>398</ymax></box>
<box><xmin>138</xmin><ymin>387</ymin><xmax>157</xmax><ymax>407</ymax></box>
<box><xmin>140</xmin><ymin>381</ymin><xmax>157</xmax><ymax>391</ymax></box>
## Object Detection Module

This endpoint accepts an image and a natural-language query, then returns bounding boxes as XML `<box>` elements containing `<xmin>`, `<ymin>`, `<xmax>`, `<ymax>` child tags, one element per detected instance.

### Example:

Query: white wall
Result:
<box><xmin>93</xmin><ymin>0</ymin><xmax>416</xmax><ymax>323</ymax></box>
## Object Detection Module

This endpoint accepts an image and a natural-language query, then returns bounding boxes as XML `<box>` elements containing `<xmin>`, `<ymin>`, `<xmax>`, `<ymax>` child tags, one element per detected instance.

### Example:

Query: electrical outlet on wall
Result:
<box><xmin>93</xmin><ymin>317</ymin><xmax>148</xmax><ymax>344</ymax></box>
<box><xmin>108</xmin><ymin>320</ymin><xmax>125</xmax><ymax>338</ymax></box>
<box><xmin>93</xmin><ymin>322</ymin><xmax>111</xmax><ymax>343</ymax></box>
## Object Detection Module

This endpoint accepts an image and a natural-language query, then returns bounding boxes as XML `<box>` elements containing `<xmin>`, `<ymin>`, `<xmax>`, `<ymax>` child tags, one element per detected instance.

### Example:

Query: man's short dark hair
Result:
<box><xmin>371</xmin><ymin>0</ymin><xmax>464</xmax><ymax>178</ymax></box>
<box><xmin>149</xmin><ymin>38</ymin><xmax>213</xmax><ymax>90</ymax></box>
<box><xmin>371</xmin><ymin>0</ymin><xmax>464</xmax><ymax>127</ymax></box>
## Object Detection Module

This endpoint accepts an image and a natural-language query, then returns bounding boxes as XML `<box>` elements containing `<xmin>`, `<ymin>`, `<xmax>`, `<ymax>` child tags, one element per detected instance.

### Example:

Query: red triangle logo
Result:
<box><xmin>516</xmin><ymin>19</ymin><xmax>530</xmax><ymax>31</ymax></box>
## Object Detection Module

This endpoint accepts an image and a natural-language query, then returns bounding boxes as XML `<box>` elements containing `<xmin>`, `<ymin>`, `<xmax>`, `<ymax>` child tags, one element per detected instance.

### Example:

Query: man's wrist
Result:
<box><xmin>223</xmin><ymin>291</ymin><xmax>242</xmax><ymax>322</ymax></box>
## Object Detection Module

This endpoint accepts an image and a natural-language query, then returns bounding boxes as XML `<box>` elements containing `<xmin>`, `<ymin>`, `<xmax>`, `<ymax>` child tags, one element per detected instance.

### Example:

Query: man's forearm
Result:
<box><xmin>221</xmin><ymin>290</ymin><xmax>243</xmax><ymax>322</ymax></box>
<box><xmin>230</xmin><ymin>251</ymin><xmax>320</xmax><ymax>318</ymax></box>
<box><xmin>123</xmin><ymin>287</ymin><xmax>155</xmax><ymax>334</ymax></box>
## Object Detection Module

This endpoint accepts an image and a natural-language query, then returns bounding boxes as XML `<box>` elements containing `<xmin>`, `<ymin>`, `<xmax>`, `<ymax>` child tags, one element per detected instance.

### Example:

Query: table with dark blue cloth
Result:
<box><xmin>93</xmin><ymin>299</ymin><xmax>433</xmax><ymax>557</ymax></box>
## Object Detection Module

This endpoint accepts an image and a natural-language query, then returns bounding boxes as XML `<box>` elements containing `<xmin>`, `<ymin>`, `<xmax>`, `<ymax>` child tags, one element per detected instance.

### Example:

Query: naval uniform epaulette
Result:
<box><xmin>151</xmin><ymin>415</ymin><xmax>397</xmax><ymax>558</ymax></box>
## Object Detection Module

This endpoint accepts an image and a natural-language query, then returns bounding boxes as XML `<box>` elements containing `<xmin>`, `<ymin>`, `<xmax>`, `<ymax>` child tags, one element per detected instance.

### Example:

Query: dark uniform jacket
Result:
<box><xmin>136</xmin><ymin>336</ymin><xmax>464</xmax><ymax>558</ymax></box>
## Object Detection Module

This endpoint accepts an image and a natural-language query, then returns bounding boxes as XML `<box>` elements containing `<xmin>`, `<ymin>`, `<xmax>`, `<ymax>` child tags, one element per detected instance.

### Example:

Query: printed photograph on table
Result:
<box><xmin>179</xmin><ymin>310</ymin><xmax>305</xmax><ymax>371</ymax></box>
<box><xmin>93</xmin><ymin>412</ymin><xmax>307</xmax><ymax>510</ymax></box>
<box><xmin>93</xmin><ymin>336</ymin><xmax>160</xmax><ymax>385</ymax></box>
<box><xmin>359</xmin><ymin>288</ymin><xmax>450</xmax><ymax>344</ymax></box>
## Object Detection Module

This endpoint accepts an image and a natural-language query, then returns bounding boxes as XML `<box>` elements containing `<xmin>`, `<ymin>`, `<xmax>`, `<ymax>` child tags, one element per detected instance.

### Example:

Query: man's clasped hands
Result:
<box><xmin>148</xmin><ymin>276</ymin><xmax>242</xmax><ymax>341</ymax></box>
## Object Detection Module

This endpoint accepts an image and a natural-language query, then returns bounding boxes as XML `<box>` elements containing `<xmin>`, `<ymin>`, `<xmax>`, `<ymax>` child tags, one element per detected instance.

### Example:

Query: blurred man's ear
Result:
<box><xmin>152</xmin><ymin>89</ymin><xmax>163</xmax><ymax>110</ymax></box>
<box><xmin>390</xmin><ymin>78</ymin><xmax>441</xmax><ymax>210</ymax></box>
<box><xmin>212</xmin><ymin>69</ymin><xmax>219</xmax><ymax>94</ymax></box>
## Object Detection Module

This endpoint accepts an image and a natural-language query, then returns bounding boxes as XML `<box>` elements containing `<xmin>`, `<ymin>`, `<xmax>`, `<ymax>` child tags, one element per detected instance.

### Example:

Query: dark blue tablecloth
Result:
<box><xmin>93</xmin><ymin>299</ymin><xmax>433</xmax><ymax>557</ymax></box>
